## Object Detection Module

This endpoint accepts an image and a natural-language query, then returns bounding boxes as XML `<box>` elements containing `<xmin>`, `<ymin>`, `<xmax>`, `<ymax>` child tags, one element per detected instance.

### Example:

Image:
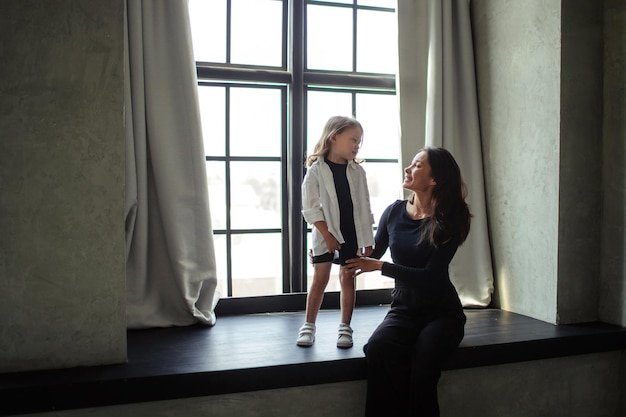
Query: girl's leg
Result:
<box><xmin>338</xmin><ymin>265</ymin><xmax>355</xmax><ymax>324</ymax></box>
<box><xmin>305</xmin><ymin>261</ymin><xmax>332</xmax><ymax>323</ymax></box>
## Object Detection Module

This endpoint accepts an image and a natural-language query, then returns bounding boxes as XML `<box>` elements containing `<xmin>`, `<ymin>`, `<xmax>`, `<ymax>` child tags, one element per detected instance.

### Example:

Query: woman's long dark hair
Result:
<box><xmin>416</xmin><ymin>146</ymin><xmax>472</xmax><ymax>247</ymax></box>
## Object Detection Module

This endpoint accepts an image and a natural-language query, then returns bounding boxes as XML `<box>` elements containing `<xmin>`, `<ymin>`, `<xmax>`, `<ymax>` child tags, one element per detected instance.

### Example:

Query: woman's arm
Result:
<box><xmin>380</xmin><ymin>238</ymin><xmax>459</xmax><ymax>284</ymax></box>
<box><xmin>345</xmin><ymin>238</ymin><xmax>459</xmax><ymax>291</ymax></box>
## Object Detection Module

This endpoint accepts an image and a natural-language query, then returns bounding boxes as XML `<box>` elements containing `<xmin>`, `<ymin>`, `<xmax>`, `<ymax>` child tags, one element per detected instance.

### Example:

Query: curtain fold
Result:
<box><xmin>397</xmin><ymin>0</ymin><xmax>494</xmax><ymax>307</ymax></box>
<box><xmin>124</xmin><ymin>0</ymin><xmax>219</xmax><ymax>328</ymax></box>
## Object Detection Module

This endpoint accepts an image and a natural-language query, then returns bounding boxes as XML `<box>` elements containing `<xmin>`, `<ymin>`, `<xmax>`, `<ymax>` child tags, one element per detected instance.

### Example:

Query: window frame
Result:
<box><xmin>194</xmin><ymin>0</ymin><xmax>397</xmax><ymax>309</ymax></box>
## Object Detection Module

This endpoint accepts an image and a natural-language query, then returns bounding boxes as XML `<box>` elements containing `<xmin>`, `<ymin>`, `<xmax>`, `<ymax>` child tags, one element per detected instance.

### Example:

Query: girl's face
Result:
<box><xmin>328</xmin><ymin>126</ymin><xmax>363</xmax><ymax>163</ymax></box>
<box><xmin>403</xmin><ymin>151</ymin><xmax>436</xmax><ymax>192</ymax></box>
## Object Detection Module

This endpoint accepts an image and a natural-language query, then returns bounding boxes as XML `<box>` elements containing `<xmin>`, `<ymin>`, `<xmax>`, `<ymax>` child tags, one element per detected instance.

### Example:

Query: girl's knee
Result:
<box><xmin>338</xmin><ymin>267</ymin><xmax>355</xmax><ymax>284</ymax></box>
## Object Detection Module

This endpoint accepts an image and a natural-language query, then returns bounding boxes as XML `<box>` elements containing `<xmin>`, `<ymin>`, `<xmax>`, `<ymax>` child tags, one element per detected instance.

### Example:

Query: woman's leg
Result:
<box><xmin>305</xmin><ymin>261</ymin><xmax>332</xmax><ymax>323</ymax></box>
<box><xmin>408</xmin><ymin>314</ymin><xmax>465</xmax><ymax>417</ymax></box>
<box><xmin>364</xmin><ymin>318</ymin><xmax>417</xmax><ymax>417</ymax></box>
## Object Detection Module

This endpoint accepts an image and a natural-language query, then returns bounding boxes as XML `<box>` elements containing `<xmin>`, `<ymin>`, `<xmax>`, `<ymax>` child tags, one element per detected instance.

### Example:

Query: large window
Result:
<box><xmin>189</xmin><ymin>0</ymin><xmax>400</xmax><ymax>300</ymax></box>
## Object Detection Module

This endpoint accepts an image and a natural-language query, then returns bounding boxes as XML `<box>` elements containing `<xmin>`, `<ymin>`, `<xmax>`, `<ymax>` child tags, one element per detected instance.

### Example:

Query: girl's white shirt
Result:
<box><xmin>301</xmin><ymin>156</ymin><xmax>375</xmax><ymax>257</ymax></box>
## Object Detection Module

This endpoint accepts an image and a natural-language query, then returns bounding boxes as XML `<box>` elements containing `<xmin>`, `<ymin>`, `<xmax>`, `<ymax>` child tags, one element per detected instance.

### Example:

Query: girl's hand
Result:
<box><xmin>344</xmin><ymin>257</ymin><xmax>383</xmax><ymax>276</ymax></box>
<box><xmin>358</xmin><ymin>246</ymin><xmax>373</xmax><ymax>257</ymax></box>
<box><xmin>323</xmin><ymin>233</ymin><xmax>341</xmax><ymax>254</ymax></box>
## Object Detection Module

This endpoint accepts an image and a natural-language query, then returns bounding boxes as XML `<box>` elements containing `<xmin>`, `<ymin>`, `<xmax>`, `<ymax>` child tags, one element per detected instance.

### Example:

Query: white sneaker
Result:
<box><xmin>337</xmin><ymin>323</ymin><xmax>353</xmax><ymax>348</ymax></box>
<box><xmin>296</xmin><ymin>322</ymin><xmax>316</xmax><ymax>347</ymax></box>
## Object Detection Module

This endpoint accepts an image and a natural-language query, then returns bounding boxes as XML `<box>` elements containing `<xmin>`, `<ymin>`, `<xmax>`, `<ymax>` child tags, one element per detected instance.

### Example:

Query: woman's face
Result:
<box><xmin>403</xmin><ymin>151</ymin><xmax>436</xmax><ymax>192</ymax></box>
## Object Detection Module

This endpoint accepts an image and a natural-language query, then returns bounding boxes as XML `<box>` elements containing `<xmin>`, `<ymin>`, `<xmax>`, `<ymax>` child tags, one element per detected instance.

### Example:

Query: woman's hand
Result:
<box><xmin>344</xmin><ymin>257</ymin><xmax>384</xmax><ymax>276</ymax></box>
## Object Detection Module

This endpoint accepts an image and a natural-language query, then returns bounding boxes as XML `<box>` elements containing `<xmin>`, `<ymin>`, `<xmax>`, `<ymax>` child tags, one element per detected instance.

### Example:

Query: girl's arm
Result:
<box><xmin>301</xmin><ymin>166</ymin><xmax>325</xmax><ymax>225</ymax></box>
<box><xmin>313</xmin><ymin>220</ymin><xmax>341</xmax><ymax>254</ymax></box>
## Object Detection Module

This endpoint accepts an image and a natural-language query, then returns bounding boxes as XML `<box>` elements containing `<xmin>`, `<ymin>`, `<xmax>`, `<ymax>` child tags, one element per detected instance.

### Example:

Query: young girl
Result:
<box><xmin>297</xmin><ymin>116</ymin><xmax>375</xmax><ymax>348</ymax></box>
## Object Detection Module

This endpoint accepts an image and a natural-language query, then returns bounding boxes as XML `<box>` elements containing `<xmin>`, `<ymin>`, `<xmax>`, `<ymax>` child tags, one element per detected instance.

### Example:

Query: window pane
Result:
<box><xmin>230</xmin><ymin>161</ymin><xmax>281</xmax><ymax>230</ymax></box>
<box><xmin>231</xmin><ymin>0</ymin><xmax>283</xmax><ymax>67</ymax></box>
<box><xmin>306</xmin><ymin>90</ymin><xmax>353</xmax><ymax>157</ymax></box>
<box><xmin>212</xmin><ymin>234</ymin><xmax>228</xmax><ymax>298</ymax></box>
<box><xmin>357</xmin><ymin>9</ymin><xmax>397</xmax><ymax>74</ymax></box>
<box><xmin>307</xmin><ymin>5</ymin><xmax>353</xmax><ymax>71</ymax></box>
<box><xmin>311</xmin><ymin>0</ymin><xmax>352</xmax><ymax>4</ymax></box>
<box><xmin>230</xmin><ymin>87</ymin><xmax>282</xmax><ymax>157</ymax></box>
<box><xmin>206</xmin><ymin>161</ymin><xmax>227</xmax><ymax>230</ymax></box>
<box><xmin>189</xmin><ymin>0</ymin><xmax>226</xmax><ymax>63</ymax></box>
<box><xmin>231</xmin><ymin>233</ymin><xmax>282</xmax><ymax>296</ymax></box>
<box><xmin>355</xmin><ymin>93</ymin><xmax>399</xmax><ymax>160</ymax></box>
<box><xmin>198</xmin><ymin>86</ymin><xmax>226</xmax><ymax>157</ymax></box>
<box><xmin>358</xmin><ymin>0</ymin><xmax>396</xmax><ymax>7</ymax></box>
<box><xmin>362</xmin><ymin>161</ymin><xmax>403</xmax><ymax>227</ymax></box>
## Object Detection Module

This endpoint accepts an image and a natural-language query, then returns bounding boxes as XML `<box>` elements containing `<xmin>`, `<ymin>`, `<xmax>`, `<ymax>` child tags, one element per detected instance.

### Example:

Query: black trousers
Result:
<box><xmin>364</xmin><ymin>305</ymin><xmax>465</xmax><ymax>417</ymax></box>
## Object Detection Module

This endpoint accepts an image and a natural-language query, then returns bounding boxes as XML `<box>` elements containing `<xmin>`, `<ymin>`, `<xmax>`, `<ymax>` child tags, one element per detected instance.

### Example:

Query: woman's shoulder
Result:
<box><xmin>383</xmin><ymin>199</ymin><xmax>407</xmax><ymax>216</ymax></box>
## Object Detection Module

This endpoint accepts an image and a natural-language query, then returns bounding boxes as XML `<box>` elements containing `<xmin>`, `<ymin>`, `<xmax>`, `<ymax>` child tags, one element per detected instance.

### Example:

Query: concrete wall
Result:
<box><xmin>472</xmin><ymin>0</ymin><xmax>561</xmax><ymax>323</ymax></box>
<box><xmin>0</xmin><ymin>0</ymin><xmax>127</xmax><ymax>372</ymax></box>
<box><xmin>15</xmin><ymin>351</ymin><xmax>623</xmax><ymax>417</ymax></box>
<box><xmin>473</xmin><ymin>0</ymin><xmax>626</xmax><ymax>327</ymax></box>
<box><xmin>557</xmin><ymin>0</ymin><xmax>604</xmax><ymax>324</ymax></box>
<box><xmin>600</xmin><ymin>0</ymin><xmax>626</xmax><ymax>327</ymax></box>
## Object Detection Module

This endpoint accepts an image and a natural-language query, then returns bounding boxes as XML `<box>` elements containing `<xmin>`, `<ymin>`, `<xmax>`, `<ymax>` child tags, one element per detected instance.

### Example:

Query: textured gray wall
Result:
<box><xmin>15</xmin><ymin>351</ymin><xmax>623</xmax><ymax>417</ymax></box>
<box><xmin>601</xmin><ymin>0</ymin><xmax>626</xmax><ymax>327</ymax></box>
<box><xmin>557</xmin><ymin>0</ymin><xmax>604</xmax><ymax>324</ymax></box>
<box><xmin>0</xmin><ymin>0</ymin><xmax>126</xmax><ymax>372</ymax></box>
<box><xmin>472</xmin><ymin>0</ymin><xmax>561</xmax><ymax>323</ymax></box>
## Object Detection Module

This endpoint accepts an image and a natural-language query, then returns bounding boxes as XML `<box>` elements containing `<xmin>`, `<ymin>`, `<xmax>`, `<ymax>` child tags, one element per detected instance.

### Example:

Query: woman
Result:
<box><xmin>345</xmin><ymin>146</ymin><xmax>471</xmax><ymax>417</ymax></box>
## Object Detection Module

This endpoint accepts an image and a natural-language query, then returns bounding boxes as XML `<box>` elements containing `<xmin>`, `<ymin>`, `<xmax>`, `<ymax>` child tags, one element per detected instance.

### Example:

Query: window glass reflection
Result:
<box><xmin>188</xmin><ymin>0</ymin><xmax>226</xmax><ymax>63</ymax></box>
<box><xmin>307</xmin><ymin>5</ymin><xmax>353</xmax><ymax>71</ymax></box>
<box><xmin>230</xmin><ymin>161</ymin><xmax>281</xmax><ymax>230</ymax></box>
<box><xmin>231</xmin><ymin>233</ymin><xmax>282</xmax><ymax>296</ymax></box>
<box><xmin>232</xmin><ymin>0</ymin><xmax>283</xmax><ymax>67</ymax></box>
<box><xmin>357</xmin><ymin>9</ymin><xmax>398</xmax><ymax>74</ymax></box>
<box><xmin>198</xmin><ymin>86</ymin><xmax>226</xmax><ymax>157</ymax></box>
<box><xmin>230</xmin><ymin>88</ymin><xmax>282</xmax><ymax>157</ymax></box>
<box><xmin>355</xmin><ymin>93</ymin><xmax>400</xmax><ymax>160</ymax></box>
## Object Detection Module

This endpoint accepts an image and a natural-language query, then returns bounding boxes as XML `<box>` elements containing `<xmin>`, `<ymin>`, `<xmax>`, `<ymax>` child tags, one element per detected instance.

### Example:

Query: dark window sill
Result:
<box><xmin>1</xmin><ymin>306</ymin><xmax>625</xmax><ymax>416</ymax></box>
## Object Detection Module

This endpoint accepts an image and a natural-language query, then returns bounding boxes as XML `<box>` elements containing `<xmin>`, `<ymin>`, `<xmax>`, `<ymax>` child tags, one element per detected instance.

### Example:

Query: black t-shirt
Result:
<box><xmin>325</xmin><ymin>159</ymin><xmax>357</xmax><ymax>245</ymax></box>
<box><xmin>371</xmin><ymin>200</ymin><xmax>463</xmax><ymax>314</ymax></box>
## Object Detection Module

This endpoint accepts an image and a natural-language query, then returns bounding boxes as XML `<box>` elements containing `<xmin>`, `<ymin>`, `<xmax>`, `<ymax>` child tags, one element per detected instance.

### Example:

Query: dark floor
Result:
<box><xmin>1</xmin><ymin>307</ymin><xmax>625</xmax><ymax>416</ymax></box>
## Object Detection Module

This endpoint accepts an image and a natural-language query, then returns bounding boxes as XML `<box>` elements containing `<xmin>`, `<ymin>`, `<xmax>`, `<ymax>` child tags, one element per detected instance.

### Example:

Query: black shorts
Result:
<box><xmin>311</xmin><ymin>241</ymin><xmax>359</xmax><ymax>266</ymax></box>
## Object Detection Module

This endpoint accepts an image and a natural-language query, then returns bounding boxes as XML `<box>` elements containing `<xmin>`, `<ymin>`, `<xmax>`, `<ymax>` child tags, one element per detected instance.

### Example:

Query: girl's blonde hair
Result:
<box><xmin>306</xmin><ymin>116</ymin><xmax>364</xmax><ymax>167</ymax></box>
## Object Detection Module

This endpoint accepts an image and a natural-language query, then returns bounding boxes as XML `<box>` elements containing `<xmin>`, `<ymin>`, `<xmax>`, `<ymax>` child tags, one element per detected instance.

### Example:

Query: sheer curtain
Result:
<box><xmin>397</xmin><ymin>0</ymin><xmax>494</xmax><ymax>307</ymax></box>
<box><xmin>124</xmin><ymin>0</ymin><xmax>219</xmax><ymax>328</ymax></box>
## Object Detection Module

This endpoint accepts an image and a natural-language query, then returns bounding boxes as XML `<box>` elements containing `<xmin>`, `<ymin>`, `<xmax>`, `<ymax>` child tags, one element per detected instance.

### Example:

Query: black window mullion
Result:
<box><xmin>280</xmin><ymin>87</ymin><xmax>291</xmax><ymax>294</ymax></box>
<box><xmin>352</xmin><ymin>1</ymin><xmax>357</xmax><ymax>72</ymax></box>
<box><xmin>290</xmin><ymin>0</ymin><xmax>306</xmax><ymax>293</ymax></box>
<box><xmin>224</xmin><ymin>86</ymin><xmax>233</xmax><ymax>297</ymax></box>
<box><xmin>226</xmin><ymin>0</ymin><xmax>232</xmax><ymax>64</ymax></box>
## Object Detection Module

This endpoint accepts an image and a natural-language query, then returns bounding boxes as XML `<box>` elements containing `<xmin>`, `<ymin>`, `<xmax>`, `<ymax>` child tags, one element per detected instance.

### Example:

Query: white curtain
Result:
<box><xmin>124</xmin><ymin>0</ymin><xmax>219</xmax><ymax>328</ymax></box>
<box><xmin>397</xmin><ymin>0</ymin><xmax>494</xmax><ymax>307</ymax></box>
